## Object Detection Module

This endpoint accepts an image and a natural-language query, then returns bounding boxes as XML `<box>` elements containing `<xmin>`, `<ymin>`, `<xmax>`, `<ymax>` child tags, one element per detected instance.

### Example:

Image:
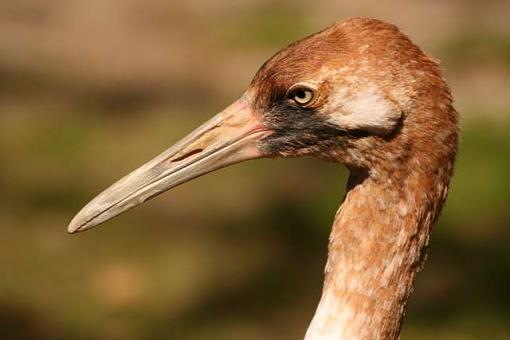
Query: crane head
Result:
<box><xmin>68</xmin><ymin>18</ymin><xmax>456</xmax><ymax>233</ymax></box>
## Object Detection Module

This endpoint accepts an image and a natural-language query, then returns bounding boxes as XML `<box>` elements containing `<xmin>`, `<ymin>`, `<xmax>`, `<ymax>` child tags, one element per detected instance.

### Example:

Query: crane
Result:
<box><xmin>68</xmin><ymin>17</ymin><xmax>458</xmax><ymax>339</ymax></box>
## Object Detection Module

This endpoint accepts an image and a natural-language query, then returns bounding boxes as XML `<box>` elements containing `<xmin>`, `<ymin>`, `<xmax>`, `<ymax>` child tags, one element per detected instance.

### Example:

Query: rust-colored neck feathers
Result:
<box><xmin>306</xmin><ymin>151</ymin><xmax>455</xmax><ymax>339</ymax></box>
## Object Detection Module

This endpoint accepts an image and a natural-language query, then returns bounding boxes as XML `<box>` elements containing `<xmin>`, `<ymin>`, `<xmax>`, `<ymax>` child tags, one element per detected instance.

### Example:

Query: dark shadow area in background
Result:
<box><xmin>0</xmin><ymin>303</ymin><xmax>75</xmax><ymax>340</ymax></box>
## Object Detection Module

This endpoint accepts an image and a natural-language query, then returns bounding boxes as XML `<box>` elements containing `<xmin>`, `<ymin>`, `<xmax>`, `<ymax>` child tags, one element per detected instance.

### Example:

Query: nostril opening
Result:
<box><xmin>171</xmin><ymin>149</ymin><xmax>204</xmax><ymax>162</ymax></box>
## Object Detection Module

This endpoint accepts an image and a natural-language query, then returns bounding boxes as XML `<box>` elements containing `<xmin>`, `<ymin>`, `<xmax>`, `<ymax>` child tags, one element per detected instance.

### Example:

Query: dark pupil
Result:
<box><xmin>295</xmin><ymin>90</ymin><xmax>306</xmax><ymax>99</ymax></box>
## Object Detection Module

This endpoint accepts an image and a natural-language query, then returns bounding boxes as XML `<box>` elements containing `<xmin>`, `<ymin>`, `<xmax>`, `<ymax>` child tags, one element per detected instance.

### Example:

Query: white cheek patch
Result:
<box><xmin>327</xmin><ymin>86</ymin><xmax>402</xmax><ymax>134</ymax></box>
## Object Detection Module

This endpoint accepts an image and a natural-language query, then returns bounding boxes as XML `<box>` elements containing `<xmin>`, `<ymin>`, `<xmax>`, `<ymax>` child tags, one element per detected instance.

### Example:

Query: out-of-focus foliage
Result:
<box><xmin>0</xmin><ymin>0</ymin><xmax>509</xmax><ymax>339</ymax></box>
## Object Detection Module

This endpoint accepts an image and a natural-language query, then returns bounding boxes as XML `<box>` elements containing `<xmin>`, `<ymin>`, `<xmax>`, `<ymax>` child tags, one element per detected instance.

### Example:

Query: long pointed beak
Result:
<box><xmin>68</xmin><ymin>95</ymin><xmax>270</xmax><ymax>234</ymax></box>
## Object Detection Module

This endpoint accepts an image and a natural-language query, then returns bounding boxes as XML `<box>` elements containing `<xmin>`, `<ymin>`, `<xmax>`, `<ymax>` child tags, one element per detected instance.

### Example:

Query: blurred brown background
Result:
<box><xmin>1</xmin><ymin>0</ymin><xmax>509</xmax><ymax>339</ymax></box>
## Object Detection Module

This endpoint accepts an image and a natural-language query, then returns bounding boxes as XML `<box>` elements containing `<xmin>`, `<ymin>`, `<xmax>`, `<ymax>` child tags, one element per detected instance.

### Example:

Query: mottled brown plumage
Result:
<box><xmin>69</xmin><ymin>17</ymin><xmax>458</xmax><ymax>340</ymax></box>
<box><xmin>249</xmin><ymin>17</ymin><xmax>458</xmax><ymax>339</ymax></box>
<box><xmin>250</xmin><ymin>18</ymin><xmax>458</xmax><ymax>339</ymax></box>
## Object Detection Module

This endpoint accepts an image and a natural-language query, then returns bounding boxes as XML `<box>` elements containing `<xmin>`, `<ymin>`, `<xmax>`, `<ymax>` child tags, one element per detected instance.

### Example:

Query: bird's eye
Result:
<box><xmin>287</xmin><ymin>83</ymin><xmax>317</xmax><ymax>106</ymax></box>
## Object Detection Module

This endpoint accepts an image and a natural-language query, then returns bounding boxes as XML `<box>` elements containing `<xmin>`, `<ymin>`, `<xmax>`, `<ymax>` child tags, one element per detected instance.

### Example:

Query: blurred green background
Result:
<box><xmin>1</xmin><ymin>0</ymin><xmax>509</xmax><ymax>339</ymax></box>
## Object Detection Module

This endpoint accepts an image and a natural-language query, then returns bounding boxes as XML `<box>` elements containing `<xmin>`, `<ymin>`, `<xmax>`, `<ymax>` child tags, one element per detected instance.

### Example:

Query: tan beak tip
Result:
<box><xmin>67</xmin><ymin>218</ymin><xmax>84</xmax><ymax>234</ymax></box>
<box><xmin>67</xmin><ymin>211</ymin><xmax>96</xmax><ymax>234</ymax></box>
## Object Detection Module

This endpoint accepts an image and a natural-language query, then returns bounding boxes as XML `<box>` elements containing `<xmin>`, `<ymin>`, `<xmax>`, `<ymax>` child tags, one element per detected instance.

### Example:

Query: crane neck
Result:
<box><xmin>305</xmin><ymin>163</ymin><xmax>451</xmax><ymax>340</ymax></box>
